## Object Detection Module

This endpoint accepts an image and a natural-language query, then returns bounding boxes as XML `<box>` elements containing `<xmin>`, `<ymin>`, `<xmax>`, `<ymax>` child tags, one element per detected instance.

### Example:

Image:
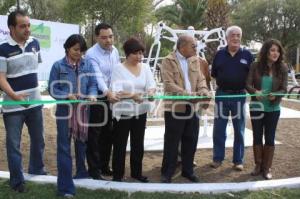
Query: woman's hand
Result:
<box><xmin>133</xmin><ymin>93</ymin><xmax>143</xmax><ymax>104</ymax></box>
<box><xmin>87</xmin><ymin>96</ymin><xmax>97</xmax><ymax>102</ymax></box>
<box><xmin>147</xmin><ymin>89</ymin><xmax>156</xmax><ymax>101</ymax></box>
<box><xmin>255</xmin><ymin>90</ymin><xmax>264</xmax><ymax>101</ymax></box>
<box><xmin>68</xmin><ymin>94</ymin><xmax>78</xmax><ymax>100</ymax></box>
<box><xmin>268</xmin><ymin>93</ymin><xmax>276</xmax><ymax>101</ymax></box>
<box><xmin>107</xmin><ymin>91</ymin><xmax>121</xmax><ymax>103</ymax></box>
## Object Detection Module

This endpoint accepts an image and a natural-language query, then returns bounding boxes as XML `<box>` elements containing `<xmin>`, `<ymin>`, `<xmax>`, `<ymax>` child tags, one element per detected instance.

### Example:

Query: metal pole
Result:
<box><xmin>91</xmin><ymin>16</ymin><xmax>94</xmax><ymax>46</ymax></box>
<box><xmin>17</xmin><ymin>0</ymin><xmax>20</xmax><ymax>10</ymax></box>
<box><xmin>296</xmin><ymin>45</ymin><xmax>300</xmax><ymax>73</ymax></box>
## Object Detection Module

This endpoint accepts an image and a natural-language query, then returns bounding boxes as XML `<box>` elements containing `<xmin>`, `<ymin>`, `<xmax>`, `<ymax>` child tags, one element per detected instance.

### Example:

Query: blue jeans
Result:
<box><xmin>250</xmin><ymin>111</ymin><xmax>280</xmax><ymax>146</ymax></box>
<box><xmin>56</xmin><ymin>116</ymin><xmax>88</xmax><ymax>195</ymax></box>
<box><xmin>74</xmin><ymin>140</ymin><xmax>89</xmax><ymax>179</ymax></box>
<box><xmin>3</xmin><ymin>106</ymin><xmax>45</xmax><ymax>188</ymax></box>
<box><xmin>212</xmin><ymin>90</ymin><xmax>246</xmax><ymax>164</ymax></box>
<box><xmin>56</xmin><ymin>118</ymin><xmax>75</xmax><ymax>195</ymax></box>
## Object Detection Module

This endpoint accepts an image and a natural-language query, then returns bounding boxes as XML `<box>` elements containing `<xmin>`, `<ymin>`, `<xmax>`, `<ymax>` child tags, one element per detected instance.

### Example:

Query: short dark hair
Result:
<box><xmin>7</xmin><ymin>9</ymin><xmax>28</xmax><ymax>27</ymax></box>
<box><xmin>95</xmin><ymin>23</ymin><xmax>112</xmax><ymax>36</ymax></box>
<box><xmin>63</xmin><ymin>34</ymin><xmax>87</xmax><ymax>54</ymax></box>
<box><xmin>123</xmin><ymin>37</ymin><xmax>145</xmax><ymax>57</ymax></box>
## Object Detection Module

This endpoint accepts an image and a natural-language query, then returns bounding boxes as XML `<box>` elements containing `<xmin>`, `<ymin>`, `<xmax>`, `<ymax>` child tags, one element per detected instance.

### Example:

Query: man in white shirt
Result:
<box><xmin>85</xmin><ymin>23</ymin><xmax>120</xmax><ymax>179</ymax></box>
<box><xmin>160</xmin><ymin>35</ymin><xmax>210</xmax><ymax>183</ymax></box>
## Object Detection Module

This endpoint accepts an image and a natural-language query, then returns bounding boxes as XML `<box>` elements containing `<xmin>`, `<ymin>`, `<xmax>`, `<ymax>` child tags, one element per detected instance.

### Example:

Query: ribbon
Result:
<box><xmin>0</xmin><ymin>93</ymin><xmax>299</xmax><ymax>106</ymax></box>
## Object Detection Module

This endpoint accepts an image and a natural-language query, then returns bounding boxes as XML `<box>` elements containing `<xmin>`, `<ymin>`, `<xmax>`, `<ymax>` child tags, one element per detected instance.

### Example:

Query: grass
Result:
<box><xmin>0</xmin><ymin>178</ymin><xmax>300</xmax><ymax>199</ymax></box>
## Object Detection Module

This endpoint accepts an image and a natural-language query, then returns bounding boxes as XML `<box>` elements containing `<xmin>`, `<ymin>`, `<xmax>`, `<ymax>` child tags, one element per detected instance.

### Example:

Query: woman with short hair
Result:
<box><xmin>110</xmin><ymin>37</ymin><xmax>156</xmax><ymax>182</ymax></box>
<box><xmin>48</xmin><ymin>34</ymin><xmax>97</xmax><ymax>196</ymax></box>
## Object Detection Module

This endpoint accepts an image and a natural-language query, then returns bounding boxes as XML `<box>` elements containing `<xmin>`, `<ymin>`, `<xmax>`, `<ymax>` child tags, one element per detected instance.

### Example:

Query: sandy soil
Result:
<box><xmin>0</xmin><ymin>99</ymin><xmax>299</xmax><ymax>183</ymax></box>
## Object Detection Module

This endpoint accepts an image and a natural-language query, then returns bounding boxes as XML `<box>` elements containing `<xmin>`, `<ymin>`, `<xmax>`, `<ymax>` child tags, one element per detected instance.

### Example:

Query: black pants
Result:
<box><xmin>250</xmin><ymin>111</ymin><xmax>280</xmax><ymax>146</ymax></box>
<box><xmin>112</xmin><ymin>113</ymin><xmax>147</xmax><ymax>180</ymax></box>
<box><xmin>86</xmin><ymin>99</ymin><xmax>113</xmax><ymax>175</ymax></box>
<box><xmin>161</xmin><ymin>108</ymin><xmax>199</xmax><ymax>178</ymax></box>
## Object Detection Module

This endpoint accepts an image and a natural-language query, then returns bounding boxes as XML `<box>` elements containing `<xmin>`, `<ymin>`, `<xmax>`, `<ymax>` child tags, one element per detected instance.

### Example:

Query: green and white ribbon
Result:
<box><xmin>0</xmin><ymin>93</ymin><xmax>299</xmax><ymax>106</ymax></box>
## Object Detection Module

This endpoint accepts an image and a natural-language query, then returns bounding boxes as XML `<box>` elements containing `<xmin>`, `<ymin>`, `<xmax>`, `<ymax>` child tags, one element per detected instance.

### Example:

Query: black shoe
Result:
<box><xmin>94</xmin><ymin>174</ymin><xmax>106</xmax><ymax>180</ymax></box>
<box><xmin>12</xmin><ymin>182</ymin><xmax>26</xmax><ymax>193</ymax></box>
<box><xmin>181</xmin><ymin>173</ymin><xmax>200</xmax><ymax>183</ymax></box>
<box><xmin>28</xmin><ymin>170</ymin><xmax>48</xmax><ymax>175</ymax></box>
<box><xmin>131</xmin><ymin>175</ymin><xmax>149</xmax><ymax>183</ymax></box>
<box><xmin>160</xmin><ymin>175</ymin><xmax>171</xmax><ymax>183</ymax></box>
<box><xmin>112</xmin><ymin>177</ymin><xmax>123</xmax><ymax>182</ymax></box>
<box><xmin>101</xmin><ymin>168</ymin><xmax>113</xmax><ymax>176</ymax></box>
<box><xmin>89</xmin><ymin>170</ymin><xmax>106</xmax><ymax>180</ymax></box>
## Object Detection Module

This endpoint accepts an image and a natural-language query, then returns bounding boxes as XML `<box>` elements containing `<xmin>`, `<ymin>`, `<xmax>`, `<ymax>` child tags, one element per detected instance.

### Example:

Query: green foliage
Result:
<box><xmin>63</xmin><ymin>0</ymin><xmax>154</xmax><ymax>50</ymax></box>
<box><xmin>155</xmin><ymin>0</ymin><xmax>207</xmax><ymax>29</ymax></box>
<box><xmin>204</xmin><ymin>0</ymin><xmax>231</xmax><ymax>64</ymax></box>
<box><xmin>232</xmin><ymin>0</ymin><xmax>300</xmax><ymax>49</ymax></box>
<box><xmin>0</xmin><ymin>0</ymin><xmax>155</xmax><ymax>56</ymax></box>
<box><xmin>205</xmin><ymin>0</ymin><xmax>230</xmax><ymax>29</ymax></box>
<box><xmin>0</xmin><ymin>0</ymin><xmax>15</xmax><ymax>15</ymax></box>
<box><xmin>21</xmin><ymin>0</ymin><xmax>66</xmax><ymax>21</ymax></box>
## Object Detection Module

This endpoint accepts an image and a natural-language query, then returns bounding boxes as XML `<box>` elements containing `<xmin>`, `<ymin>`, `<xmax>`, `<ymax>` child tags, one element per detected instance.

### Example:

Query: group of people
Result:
<box><xmin>0</xmin><ymin>10</ymin><xmax>288</xmax><ymax>197</ymax></box>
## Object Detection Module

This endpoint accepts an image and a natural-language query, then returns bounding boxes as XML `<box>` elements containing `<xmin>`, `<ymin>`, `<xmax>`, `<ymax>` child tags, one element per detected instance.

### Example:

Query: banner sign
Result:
<box><xmin>0</xmin><ymin>15</ymin><xmax>80</xmax><ymax>80</ymax></box>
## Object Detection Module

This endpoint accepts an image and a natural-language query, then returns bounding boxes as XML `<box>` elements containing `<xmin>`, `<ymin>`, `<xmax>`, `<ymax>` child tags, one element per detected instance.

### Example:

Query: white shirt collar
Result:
<box><xmin>97</xmin><ymin>43</ymin><xmax>113</xmax><ymax>54</ymax></box>
<box><xmin>7</xmin><ymin>35</ymin><xmax>34</xmax><ymax>48</ymax></box>
<box><xmin>176</xmin><ymin>50</ymin><xmax>187</xmax><ymax>60</ymax></box>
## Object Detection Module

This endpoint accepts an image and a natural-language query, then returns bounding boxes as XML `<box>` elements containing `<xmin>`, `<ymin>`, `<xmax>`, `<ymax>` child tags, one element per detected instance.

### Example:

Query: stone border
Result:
<box><xmin>1</xmin><ymin>171</ymin><xmax>299</xmax><ymax>194</ymax></box>
<box><xmin>283</xmin><ymin>98</ymin><xmax>300</xmax><ymax>103</ymax></box>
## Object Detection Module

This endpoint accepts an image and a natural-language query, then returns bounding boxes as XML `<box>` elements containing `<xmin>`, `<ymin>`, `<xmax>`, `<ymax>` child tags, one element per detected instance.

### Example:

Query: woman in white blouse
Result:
<box><xmin>110</xmin><ymin>37</ymin><xmax>156</xmax><ymax>182</ymax></box>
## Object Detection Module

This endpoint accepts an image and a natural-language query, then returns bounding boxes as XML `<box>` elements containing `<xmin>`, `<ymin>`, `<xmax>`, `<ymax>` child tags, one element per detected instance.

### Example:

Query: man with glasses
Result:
<box><xmin>85</xmin><ymin>23</ymin><xmax>120</xmax><ymax>179</ymax></box>
<box><xmin>160</xmin><ymin>35</ymin><xmax>210</xmax><ymax>183</ymax></box>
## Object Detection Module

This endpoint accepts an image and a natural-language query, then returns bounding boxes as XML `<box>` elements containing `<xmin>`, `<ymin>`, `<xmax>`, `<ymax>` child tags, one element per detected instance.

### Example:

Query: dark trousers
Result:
<box><xmin>112</xmin><ymin>113</ymin><xmax>147</xmax><ymax>180</ymax></box>
<box><xmin>161</xmin><ymin>108</ymin><xmax>199</xmax><ymax>178</ymax></box>
<box><xmin>250</xmin><ymin>111</ymin><xmax>280</xmax><ymax>146</ymax></box>
<box><xmin>86</xmin><ymin>99</ymin><xmax>113</xmax><ymax>175</ymax></box>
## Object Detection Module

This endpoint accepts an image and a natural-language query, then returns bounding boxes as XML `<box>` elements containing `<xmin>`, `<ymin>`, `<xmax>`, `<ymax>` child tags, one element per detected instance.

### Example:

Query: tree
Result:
<box><xmin>205</xmin><ymin>0</ymin><xmax>230</xmax><ymax>29</ymax></box>
<box><xmin>204</xmin><ymin>0</ymin><xmax>231</xmax><ymax>64</ymax></box>
<box><xmin>0</xmin><ymin>0</ymin><xmax>67</xmax><ymax>22</ymax></box>
<box><xmin>0</xmin><ymin>0</ymin><xmax>16</xmax><ymax>15</ymax></box>
<box><xmin>64</xmin><ymin>0</ymin><xmax>154</xmax><ymax>49</ymax></box>
<box><xmin>155</xmin><ymin>0</ymin><xmax>207</xmax><ymax>29</ymax></box>
<box><xmin>232</xmin><ymin>0</ymin><xmax>300</xmax><ymax>63</ymax></box>
<box><xmin>22</xmin><ymin>0</ymin><xmax>66</xmax><ymax>21</ymax></box>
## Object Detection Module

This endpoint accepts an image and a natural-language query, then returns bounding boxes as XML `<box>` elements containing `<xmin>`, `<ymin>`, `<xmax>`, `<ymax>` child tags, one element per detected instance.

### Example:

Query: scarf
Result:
<box><xmin>69</xmin><ymin>103</ymin><xmax>89</xmax><ymax>142</ymax></box>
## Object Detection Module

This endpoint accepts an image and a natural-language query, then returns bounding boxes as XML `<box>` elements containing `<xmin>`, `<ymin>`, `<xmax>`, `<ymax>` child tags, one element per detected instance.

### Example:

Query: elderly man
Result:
<box><xmin>160</xmin><ymin>35</ymin><xmax>210</xmax><ymax>183</ymax></box>
<box><xmin>210</xmin><ymin>26</ymin><xmax>254</xmax><ymax>170</ymax></box>
<box><xmin>0</xmin><ymin>10</ymin><xmax>46</xmax><ymax>192</ymax></box>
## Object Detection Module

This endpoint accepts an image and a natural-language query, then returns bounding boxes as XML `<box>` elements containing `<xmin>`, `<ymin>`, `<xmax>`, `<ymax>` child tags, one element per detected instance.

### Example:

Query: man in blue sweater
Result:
<box><xmin>210</xmin><ymin>25</ymin><xmax>254</xmax><ymax>171</ymax></box>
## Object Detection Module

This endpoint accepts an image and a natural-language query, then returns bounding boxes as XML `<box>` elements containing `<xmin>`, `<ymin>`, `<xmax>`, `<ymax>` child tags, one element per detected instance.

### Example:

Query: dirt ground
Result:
<box><xmin>0</xmin><ymin>99</ymin><xmax>299</xmax><ymax>183</ymax></box>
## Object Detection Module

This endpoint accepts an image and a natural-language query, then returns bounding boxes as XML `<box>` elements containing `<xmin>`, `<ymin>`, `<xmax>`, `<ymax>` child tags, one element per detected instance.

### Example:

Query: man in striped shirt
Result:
<box><xmin>0</xmin><ymin>10</ymin><xmax>46</xmax><ymax>193</ymax></box>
